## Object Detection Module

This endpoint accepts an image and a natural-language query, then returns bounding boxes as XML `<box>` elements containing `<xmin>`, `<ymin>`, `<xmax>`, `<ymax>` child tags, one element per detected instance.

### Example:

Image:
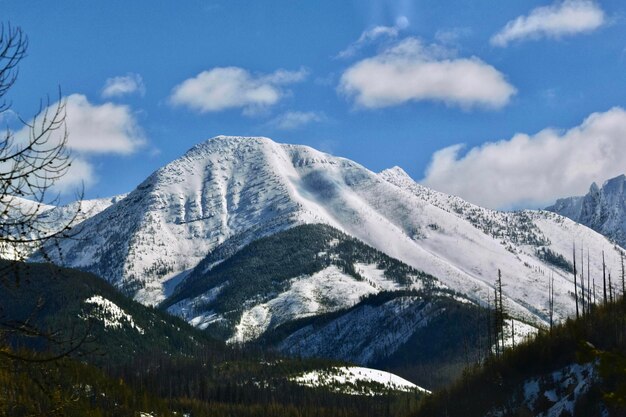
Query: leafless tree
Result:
<box><xmin>0</xmin><ymin>23</ymin><xmax>85</xmax><ymax>363</ymax></box>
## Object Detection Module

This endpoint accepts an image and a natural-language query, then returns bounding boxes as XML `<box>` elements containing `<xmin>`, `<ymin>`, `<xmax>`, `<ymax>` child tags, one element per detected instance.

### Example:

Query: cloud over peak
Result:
<box><xmin>422</xmin><ymin>107</ymin><xmax>626</xmax><ymax>209</ymax></box>
<box><xmin>169</xmin><ymin>67</ymin><xmax>308</xmax><ymax>115</ymax></box>
<box><xmin>491</xmin><ymin>0</ymin><xmax>605</xmax><ymax>47</ymax></box>
<box><xmin>339</xmin><ymin>38</ymin><xmax>516</xmax><ymax>110</ymax></box>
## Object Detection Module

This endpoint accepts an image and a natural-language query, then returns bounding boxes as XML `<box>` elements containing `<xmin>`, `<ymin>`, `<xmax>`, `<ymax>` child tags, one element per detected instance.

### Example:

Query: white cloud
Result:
<box><xmin>63</xmin><ymin>94</ymin><xmax>146</xmax><ymax>154</ymax></box>
<box><xmin>14</xmin><ymin>94</ymin><xmax>146</xmax><ymax>194</ymax></box>
<box><xmin>339</xmin><ymin>38</ymin><xmax>516</xmax><ymax>110</ymax></box>
<box><xmin>52</xmin><ymin>157</ymin><xmax>96</xmax><ymax>194</ymax></box>
<box><xmin>337</xmin><ymin>16</ymin><xmax>409</xmax><ymax>59</ymax></box>
<box><xmin>169</xmin><ymin>67</ymin><xmax>308</xmax><ymax>115</ymax></box>
<box><xmin>269</xmin><ymin>111</ymin><xmax>324</xmax><ymax>130</ymax></box>
<box><xmin>102</xmin><ymin>73</ymin><xmax>145</xmax><ymax>98</ymax></box>
<box><xmin>491</xmin><ymin>0</ymin><xmax>605</xmax><ymax>47</ymax></box>
<box><xmin>422</xmin><ymin>107</ymin><xmax>626</xmax><ymax>209</ymax></box>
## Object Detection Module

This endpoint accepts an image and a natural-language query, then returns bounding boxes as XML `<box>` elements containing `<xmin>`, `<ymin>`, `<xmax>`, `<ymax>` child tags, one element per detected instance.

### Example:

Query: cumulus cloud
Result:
<box><xmin>269</xmin><ymin>111</ymin><xmax>324</xmax><ymax>130</ymax></box>
<box><xmin>339</xmin><ymin>38</ymin><xmax>516</xmax><ymax>110</ymax></box>
<box><xmin>337</xmin><ymin>16</ymin><xmax>409</xmax><ymax>59</ymax></box>
<box><xmin>15</xmin><ymin>94</ymin><xmax>145</xmax><ymax>193</ymax></box>
<box><xmin>102</xmin><ymin>73</ymin><xmax>145</xmax><ymax>98</ymax></box>
<box><xmin>170</xmin><ymin>67</ymin><xmax>308</xmax><ymax>115</ymax></box>
<box><xmin>63</xmin><ymin>94</ymin><xmax>146</xmax><ymax>154</ymax></box>
<box><xmin>422</xmin><ymin>107</ymin><xmax>626</xmax><ymax>209</ymax></box>
<box><xmin>491</xmin><ymin>0</ymin><xmax>605</xmax><ymax>47</ymax></box>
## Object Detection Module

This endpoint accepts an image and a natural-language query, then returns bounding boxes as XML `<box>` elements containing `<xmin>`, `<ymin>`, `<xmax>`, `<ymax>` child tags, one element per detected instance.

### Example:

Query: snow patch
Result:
<box><xmin>292</xmin><ymin>366</ymin><xmax>429</xmax><ymax>396</ymax></box>
<box><xmin>83</xmin><ymin>295</ymin><xmax>144</xmax><ymax>334</ymax></box>
<box><xmin>229</xmin><ymin>265</ymin><xmax>379</xmax><ymax>343</ymax></box>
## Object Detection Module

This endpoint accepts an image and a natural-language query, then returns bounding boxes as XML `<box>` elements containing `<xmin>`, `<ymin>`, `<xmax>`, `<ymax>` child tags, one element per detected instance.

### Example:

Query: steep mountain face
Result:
<box><xmin>162</xmin><ymin>224</ymin><xmax>440</xmax><ymax>342</ymax></box>
<box><xmin>547</xmin><ymin>174</ymin><xmax>626</xmax><ymax>248</ymax></box>
<box><xmin>39</xmin><ymin>136</ymin><xmax>623</xmax><ymax>333</ymax></box>
<box><xmin>162</xmin><ymin>223</ymin><xmax>528</xmax><ymax>389</ymax></box>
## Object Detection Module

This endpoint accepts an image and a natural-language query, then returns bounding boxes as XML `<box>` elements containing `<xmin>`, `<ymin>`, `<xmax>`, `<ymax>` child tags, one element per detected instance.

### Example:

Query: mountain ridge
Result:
<box><xmin>547</xmin><ymin>173</ymin><xmax>626</xmax><ymax>248</ymax></box>
<box><xmin>33</xmin><ymin>136</ymin><xmax>624</xmax><ymax>334</ymax></box>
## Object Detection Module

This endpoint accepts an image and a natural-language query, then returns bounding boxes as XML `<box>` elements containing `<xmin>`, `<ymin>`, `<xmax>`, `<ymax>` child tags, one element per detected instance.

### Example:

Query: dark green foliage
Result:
<box><xmin>0</xmin><ymin>260</ymin><xmax>425</xmax><ymax>416</ymax></box>
<box><xmin>536</xmin><ymin>247</ymin><xmax>574</xmax><ymax>273</ymax></box>
<box><xmin>0</xmin><ymin>260</ymin><xmax>219</xmax><ymax>365</ymax></box>
<box><xmin>376</xmin><ymin>298</ymin><xmax>489</xmax><ymax>390</ymax></box>
<box><xmin>413</xmin><ymin>297</ymin><xmax>626</xmax><ymax>417</ymax></box>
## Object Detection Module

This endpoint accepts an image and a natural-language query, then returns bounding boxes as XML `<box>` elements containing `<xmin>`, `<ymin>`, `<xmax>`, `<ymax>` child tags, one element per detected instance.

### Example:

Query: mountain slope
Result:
<box><xmin>547</xmin><ymin>174</ymin><xmax>626</xmax><ymax>248</ymax></box>
<box><xmin>0</xmin><ymin>261</ymin><xmax>428</xmax><ymax>417</ymax></box>
<box><xmin>161</xmin><ymin>224</ymin><xmax>438</xmax><ymax>342</ymax></box>
<box><xmin>0</xmin><ymin>260</ymin><xmax>214</xmax><ymax>364</ymax></box>
<box><xmin>163</xmin><ymin>223</ymin><xmax>525</xmax><ymax>389</ymax></box>
<box><xmin>38</xmin><ymin>136</ymin><xmax>624</xmax><ymax>329</ymax></box>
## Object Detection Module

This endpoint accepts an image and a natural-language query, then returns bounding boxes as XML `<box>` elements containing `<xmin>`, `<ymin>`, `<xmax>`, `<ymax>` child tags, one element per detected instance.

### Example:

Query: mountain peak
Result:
<box><xmin>548</xmin><ymin>173</ymin><xmax>626</xmax><ymax>248</ymax></box>
<box><xmin>380</xmin><ymin>166</ymin><xmax>412</xmax><ymax>180</ymax></box>
<box><xmin>602</xmin><ymin>173</ymin><xmax>626</xmax><ymax>192</ymax></box>
<box><xmin>185</xmin><ymin>135</ymin><xmax>276</xmax><ymax>155</ymax></box>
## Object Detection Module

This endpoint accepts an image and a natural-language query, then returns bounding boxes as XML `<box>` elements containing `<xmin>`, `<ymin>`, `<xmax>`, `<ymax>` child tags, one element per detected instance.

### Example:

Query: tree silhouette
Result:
<box><xmin>0</xmin><ymin>22</ymin><xmax>84</xmax><ymax>363</ymax></box>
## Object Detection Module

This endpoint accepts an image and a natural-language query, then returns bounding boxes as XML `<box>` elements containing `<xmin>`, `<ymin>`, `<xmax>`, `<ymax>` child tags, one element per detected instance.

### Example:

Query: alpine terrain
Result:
<box><xmin>547</xmin><ymin>174</ymin><xmax>626</xmax><ymax>249</ymax></box>
<box><xmin>34</xmin><ymin>136</ymin><xmax>624</xmax><ymax>358</ymax></box>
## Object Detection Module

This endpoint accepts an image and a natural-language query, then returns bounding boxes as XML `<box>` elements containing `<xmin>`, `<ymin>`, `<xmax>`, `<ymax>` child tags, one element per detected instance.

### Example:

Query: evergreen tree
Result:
<box><xmin>573</xmin><ymin>243</ymin><xmax>579</xmax><ymax>319</ymax></box>
<box><xmin>603</xmin><ymin>251</ymin><xmax>608</xmax><ymax>305</ymax></box>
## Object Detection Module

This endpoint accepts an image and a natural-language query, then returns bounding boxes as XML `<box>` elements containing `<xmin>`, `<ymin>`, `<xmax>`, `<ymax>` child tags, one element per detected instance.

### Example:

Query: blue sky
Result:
<box><xmin>3</xmin><ymin>0</ymin><xmax>626</xmax><ymax>209</ymax></box>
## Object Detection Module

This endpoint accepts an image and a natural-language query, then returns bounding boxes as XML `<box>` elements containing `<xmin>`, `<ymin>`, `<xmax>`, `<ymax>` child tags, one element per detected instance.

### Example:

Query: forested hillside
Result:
<box><xmin>0</xmin><ymin>260</ymin><xmax>427</xmax><ymax>416</ymax></box>
<box><xmin>414</xmin><ymin>297</ymin><xmax>626</xmax><ymax>417</ymax></box>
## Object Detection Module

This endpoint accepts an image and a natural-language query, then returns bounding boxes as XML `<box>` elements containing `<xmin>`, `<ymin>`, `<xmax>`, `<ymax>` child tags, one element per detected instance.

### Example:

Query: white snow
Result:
<box><xmin>503</xmin><ymin>319</ymin><xmax>538</xmax><ymax>349</ymax></box>
<box><xmin>83</xmin><ymin>295</ymin><xmax>144</xmax><ymax>334</ymax></box>
<box><xmin>492</xmin><ymin>362</ymin><xmax>597</xmax><ymax>417</ymax></box>
<box><xmin>229</xmin><ymin>265</ymin><xmax>381</xmax><ymax>343</ymax></box>
<box><xmin>39</xmin><ymin>136</ymin><xmax>623</xmax><ymax>336</ymax></box>
<box><xmin>354</xmin><ymin>262</ymin><xmax>401</xmax><ymax>291</ymax></box>
<box><xmin>292</xmin><ymin>366</ymin><xmax>429</xmax><ymax>396</ymax></box>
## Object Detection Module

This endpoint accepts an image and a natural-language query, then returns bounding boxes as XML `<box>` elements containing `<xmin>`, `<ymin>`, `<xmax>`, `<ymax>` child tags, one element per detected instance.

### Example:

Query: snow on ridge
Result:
<box><xmin>293</xmin><ymin>366</ymin><xmax>430</xmax><ymax>396</ymax></box>
<box><xmin>228</xmin><ymin>265</ymin><xmax>382</xmax><ymax>344</ymax></box>
<box><xmin>44</xmin><ymin>135</ymin><xmax>625</xmax><ymax>335</ymax></box>
<box><xmin>83</xmin><ymin>295</ymin><xmax>144</xmax><ymax>334</ymax></box>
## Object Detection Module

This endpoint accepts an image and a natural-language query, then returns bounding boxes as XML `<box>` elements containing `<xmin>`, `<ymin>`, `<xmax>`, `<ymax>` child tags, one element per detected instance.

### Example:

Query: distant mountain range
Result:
<box><xmin>21</xmin><ymin>136</ymin><xmax>624</xmax><ymax>384</ymax></box>
<box><xmin>547</xmin><ymin>174</ymin><xmax>626</xmax><ymax>249</ymax></box>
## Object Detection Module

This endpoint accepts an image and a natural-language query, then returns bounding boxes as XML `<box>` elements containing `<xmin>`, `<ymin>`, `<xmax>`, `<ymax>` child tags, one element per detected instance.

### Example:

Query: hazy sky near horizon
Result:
<box><xmin>3</xmin><ymin>0</ymin><xmax>626</xmax><ymax>209</ymax></box>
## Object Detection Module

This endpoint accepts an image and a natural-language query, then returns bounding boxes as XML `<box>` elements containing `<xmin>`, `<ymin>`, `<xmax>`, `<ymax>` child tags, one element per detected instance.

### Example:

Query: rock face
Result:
<box><xmin>547</xmin><ymin>174</ymin><xmax>626</xmax><ymax>248</ymax></box>
<box><xmin>36</xmin><ymin>136</ymin><xmax>623</xmax><ymax>333</ymax></box>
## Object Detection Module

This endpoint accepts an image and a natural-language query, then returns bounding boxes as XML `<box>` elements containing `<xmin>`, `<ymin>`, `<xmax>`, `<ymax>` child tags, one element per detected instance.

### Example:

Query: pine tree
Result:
<box><xmin>573</xmin><ymin>243</ymin><xmax>579</xmax><ymax>319</ymax></box>
<box><xmin>496</xmin><ymin>270</ymin><xmax>505</xmax><ymax>354</ymax></box>
<box><xmin>587</xmin><ymin>248</ymin><xmax>591</xmax><ymax>313</ymax></box>
<box><xmin>549</xmin><ymin>271</ymin><xmax>554</xmax><ymax>334</ymax></box>
<box><xmin>619</xmin><ymin>251</ymin><xmax>626</xmax><ymax>303</ymax></box>
<box><xmin>580</xmin><ymin>244</ymin><xmax>585</xmax><ymax>316</ymax></box>
<box><xmin>603</xmin><ymin>251</ymin><xmax>608</xmax><ymax>305</ymax></box>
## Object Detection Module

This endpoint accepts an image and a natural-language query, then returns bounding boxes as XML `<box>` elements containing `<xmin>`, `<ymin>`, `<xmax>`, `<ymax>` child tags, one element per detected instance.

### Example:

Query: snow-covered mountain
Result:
<box><xmin>38</xmin><ymin>136</ymin><xmax>624</xmax><ymax>333</ymax></box>
<box><xmin>1</xmin><ymin>195</ymin><xmax>125</xmax><ymax>259</ymax></box>
<box><xmin>547</xmin><ymin>174</ymin><xmax>626</xmax><ymax>248</ymax></box>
